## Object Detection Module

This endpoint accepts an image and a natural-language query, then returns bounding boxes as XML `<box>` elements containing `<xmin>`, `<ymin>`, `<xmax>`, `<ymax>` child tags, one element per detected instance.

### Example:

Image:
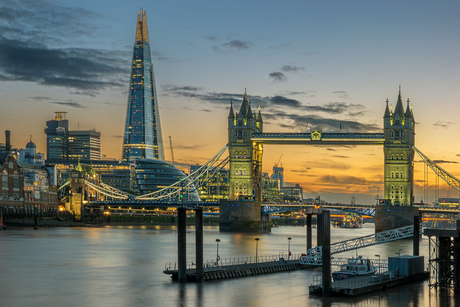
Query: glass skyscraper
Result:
<box><xmin>123</xmin><ymin>9</ymin><xmax>164</xmax><ymax>162</ymax></box>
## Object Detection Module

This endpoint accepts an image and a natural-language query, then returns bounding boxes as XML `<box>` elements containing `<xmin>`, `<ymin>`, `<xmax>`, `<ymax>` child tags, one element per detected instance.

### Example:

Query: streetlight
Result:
<box><xmin>375</xmin><ymin>254</ymin><xmax>380</xmax><ymax>274</ymax></box>
<box><xmin>287</xmin><ymin>237</ymin><xmax>292</xmax><ymax>260</ymax></box>
<box><xmin>255</xmin><ymin>238</ymin><xmax>260</xmax><ymax>263</ymax></box>
<box><xmin>396</xmin><ymin>249</ymin><xmax>403</xmax><ymax>257</ymax></box>
<box><xmin>215</xmin><ymin>238</ymin><xmax>220</xmax><ymax>266</ymax></box>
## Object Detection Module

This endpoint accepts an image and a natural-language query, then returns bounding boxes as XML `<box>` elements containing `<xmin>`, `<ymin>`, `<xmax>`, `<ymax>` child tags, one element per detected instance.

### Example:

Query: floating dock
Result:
<box><xmin>309</xmin><ymin>271</ymin><xmax>430</xmax><ymax>296</ymax></box>
<box><xmin>164</xmin><ymin>256</ymin><xmax>311</xmax><ymax>282</ymax></box>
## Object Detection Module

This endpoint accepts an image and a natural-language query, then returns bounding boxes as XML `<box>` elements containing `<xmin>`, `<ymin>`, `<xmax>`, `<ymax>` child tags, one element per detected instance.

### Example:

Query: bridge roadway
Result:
<box><xmin>87</xmin><ymin>200</ymin><xmax>459</xmax><ymax>215</ymax></box>
<box><xmin>251</xmin><ymin>132</ymin><xmax>384</xmax><ymax>145</ymax></box>
<box><xmin>263</xmin><ymin>203</ymin><xmax>460</xmax><ymax>214</ymax></box>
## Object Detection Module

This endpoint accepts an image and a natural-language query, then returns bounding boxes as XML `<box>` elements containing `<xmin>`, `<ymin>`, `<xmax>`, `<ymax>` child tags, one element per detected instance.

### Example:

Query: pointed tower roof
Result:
<box><xmin>228</xmin><ymin>100</ymin><xmax>235</xmax><ymax>118</ymax></box>
<box><xmin>384</xmin><ymin>98</ymin><xmax>390</xmax><ymax>118</ymax></box>
<box><xmin>405</xmin><ymin>98</ymin><xmax>412</xmax><ymax>118</ymax></box>
<box><xmin>135</xmin><ymin>9</ymin><xmax>149</xmax><ymax>44</ymax></box>
<box><xmin>257</xmin><ymin>105</ymin><xmax>263</xmax><ymax>123</ymax></box>
<box><xmin>394</xmin><ymin>86</ymin><xmax>405</xmax><ymax>115</ymax></box>
<box><xmin>239</xmin><ymin>89</ymin><xmax>253</xmax><ymax>118</ymax></box>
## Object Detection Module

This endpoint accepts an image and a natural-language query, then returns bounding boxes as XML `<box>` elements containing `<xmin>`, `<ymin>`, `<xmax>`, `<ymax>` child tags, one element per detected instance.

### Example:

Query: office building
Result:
<box><xmin>44</xmin><ymin>112</ymin><xmax>101</xmax><ymax>162</ymax></box>
<box><xmin>122</xmin><ymin>9</ymin><xmax>164</xmax><ymax>162</ymax></box>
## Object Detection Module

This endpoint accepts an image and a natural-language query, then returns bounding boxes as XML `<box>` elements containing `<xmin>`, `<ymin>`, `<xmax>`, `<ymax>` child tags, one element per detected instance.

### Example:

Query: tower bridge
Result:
<box><xmin>68</xmin><ymin>88</ymin><xmax>459</xmax><ymax>233</ymax></box>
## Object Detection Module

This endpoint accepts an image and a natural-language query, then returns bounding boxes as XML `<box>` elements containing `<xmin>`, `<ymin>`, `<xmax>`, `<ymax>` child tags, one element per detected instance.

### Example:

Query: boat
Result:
<box><xmin>332</xmin><ymin>256</ymin><xmax>377</xmax><ymax>281</ymax></box>
<box><xmin>339</xmin><ymin>212</ymin><xmax>362</xmax><ymax>228</ymax></box>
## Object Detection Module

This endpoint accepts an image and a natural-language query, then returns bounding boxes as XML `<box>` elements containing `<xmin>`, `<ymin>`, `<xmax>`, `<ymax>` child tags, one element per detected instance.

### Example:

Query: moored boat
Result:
<box><xmin>332</xmin><ymin>256</ymin><xmax>377</xmax><ymax>281</ymax></box>
<box><xmin>339</xmin><ymin>212</ymin><xmax>362</xmax><ymax>228</ymax></box>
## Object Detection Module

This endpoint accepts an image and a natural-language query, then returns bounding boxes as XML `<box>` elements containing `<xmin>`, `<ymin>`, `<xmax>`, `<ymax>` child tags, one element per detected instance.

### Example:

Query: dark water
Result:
<box><xmin>0</xmin><ymin>224</ymin><xmax>457</xmax><ymax>307</ymax></box>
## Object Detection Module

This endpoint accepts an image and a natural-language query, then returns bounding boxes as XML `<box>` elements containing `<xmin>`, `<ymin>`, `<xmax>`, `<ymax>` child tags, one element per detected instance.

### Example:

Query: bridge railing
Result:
<box><xmin>164</xmin><ymin>253</ymin><xmax>303</xmax><ymax>271</ymax></box>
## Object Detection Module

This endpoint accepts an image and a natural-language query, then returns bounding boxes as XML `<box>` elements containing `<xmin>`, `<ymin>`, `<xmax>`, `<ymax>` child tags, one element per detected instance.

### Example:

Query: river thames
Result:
<box><xmin>0</xmin><ymin>223</ymin><xmax>457</xmax><ymax>306</ymax></box>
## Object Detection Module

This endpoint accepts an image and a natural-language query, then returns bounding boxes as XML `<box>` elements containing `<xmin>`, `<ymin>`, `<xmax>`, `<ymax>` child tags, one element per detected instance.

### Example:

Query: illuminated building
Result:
<box><xmin>122</xmin><ymin>9</ymin><xmax>164</xmax><ymax>162</ymax></box>
<box><xmin>383</xmin><ymin>88</ymin><xmax>415</xmax><ymax>206</ymax></box>
<box><xmin>190</xmin><ymin>165</ymin><xmax>229</xmax><ymax>201</ymax></box>
<box><xmin>44</xmin><ymin>112</ymin><xmax>69</xmax><ymax>160</ymax></box>
<box><xmin>262</xmin><ymin>174</ymin><xmax>280</xmax><ymax>203</ymax></box>
<box><xmin>68</xmin><ymin>130</ymin><xmax>101</xmax><ymax>160</ymax></box>
<box><xmin>135</xmin><ymin>159</ymin><xmax>199</xmax><ymax>201</ymax></box>
<box><xmin>44</xmin><ymin>112</ymin><xmax>101</xmax><ymax>162</ymax></box>
<box><xmin>280</xmin><ymin>184</ymin><xmax>303</xmax><ymax>203</ymax></box>
<box><xmin>1</xmin><ymin>131</ymin><xmax>57</xmax><ymax>206</ymax></box>
<box><xmin>227</xmin><ymin>90</ymin><xmax>263</xmax><ymax>200</ymax></box>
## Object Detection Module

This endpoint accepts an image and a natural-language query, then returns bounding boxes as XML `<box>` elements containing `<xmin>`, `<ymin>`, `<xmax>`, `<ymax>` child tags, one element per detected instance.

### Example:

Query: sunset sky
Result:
<box><xmin>1</xmin><ymin>0</ymin><xmax>459</xmax><ymax>204</ymax></box>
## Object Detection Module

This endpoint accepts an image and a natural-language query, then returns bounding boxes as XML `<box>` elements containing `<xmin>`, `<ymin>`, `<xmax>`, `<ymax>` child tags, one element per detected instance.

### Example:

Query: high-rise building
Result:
<box><xmin>44</xmin><ymin>112</ymin><xmax>69</xmax><ymax>160</ymax></box>
<box><xmin>68</xmin><ymin>130</ymin><xmax>101</xmax><ymax>160</ymax></box>
<box><xmin>44</xmin><ymin>112</ymin><xmax>101</xmax><ymax>162</ymax></box>
<box><xmin>123</xmin><ymin>9</ymin><xmax>164</xmax><ymax>162</ymax></box>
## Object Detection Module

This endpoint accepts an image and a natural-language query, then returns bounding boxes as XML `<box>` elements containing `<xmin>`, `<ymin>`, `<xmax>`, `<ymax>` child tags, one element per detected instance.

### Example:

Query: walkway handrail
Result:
<box><xmin>299</xmin><ymin>222</ymin><xmax>430</xmax><ymax>265</ymax></box>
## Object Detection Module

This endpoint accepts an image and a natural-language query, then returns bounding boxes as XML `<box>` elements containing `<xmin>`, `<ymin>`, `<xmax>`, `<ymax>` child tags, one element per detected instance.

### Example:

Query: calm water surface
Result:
<box><xmin>0</xmin><ymin>223</ymin><xmax>458</xmax><ymax>307</ymax></box>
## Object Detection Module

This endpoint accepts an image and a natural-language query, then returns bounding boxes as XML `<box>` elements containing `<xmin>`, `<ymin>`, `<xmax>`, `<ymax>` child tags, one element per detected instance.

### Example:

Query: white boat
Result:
<box><xmin>332</xmin><ymin>256</ymin><xmax>377</xmax><ymax>281</ymax></box>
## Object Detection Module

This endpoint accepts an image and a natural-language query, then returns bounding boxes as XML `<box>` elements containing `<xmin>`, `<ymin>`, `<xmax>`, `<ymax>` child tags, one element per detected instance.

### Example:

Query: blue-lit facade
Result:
<box><xmin>123</xmin><ymin>9</ymin><xmax>164</xmax><ymax>162</ymax></box>
<box><xmin>135</xmin><ymin>159</ymin><xmax>200</xmax><ymax>201</ymax></box>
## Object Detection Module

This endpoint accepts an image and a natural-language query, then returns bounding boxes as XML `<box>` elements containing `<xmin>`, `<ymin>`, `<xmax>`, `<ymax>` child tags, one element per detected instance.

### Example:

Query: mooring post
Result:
<box><xmin>321</xmin><ymin>210</ymin><xmax>331</xmax><ymax>297</ymax></box>
<box><xmin>178</xmin><ymin>207</ymin><xmax>187</xmax><ymax>283</ymax></box>
<box><xmin>454</xmin><ymin>220</ymin><xmax>460</xmax><ymax>292</ymax></box>
<box><xmin>195</xmin><ymin>207</ymin><xmax>204</xmax><ymax>283</ymax></box>
<box><xmin>306</xmin><ymin>214</ymin><xmax>312</xmax><ymax>252</ymax></box>
<box><xmin>317</xmin><ymin>213</ymin><xmax>323</xmax><ymax>246</ymax></box>
<box><xmin>33</xmin><ymin>206</ymin><xmax>38</xmax><ymax>230</ymax></box>
<box><xmin>413</xmin><ymin>215</ymin><xmax>419</xmax><ymax>256</ymax></box>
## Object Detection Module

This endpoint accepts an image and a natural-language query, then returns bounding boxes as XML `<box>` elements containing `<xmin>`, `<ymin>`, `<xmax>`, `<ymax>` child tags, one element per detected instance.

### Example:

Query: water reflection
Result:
<box><xmin>0</xmin><ymin>225</ymin><xmax>456</xmax><ymax>307</ymax></box>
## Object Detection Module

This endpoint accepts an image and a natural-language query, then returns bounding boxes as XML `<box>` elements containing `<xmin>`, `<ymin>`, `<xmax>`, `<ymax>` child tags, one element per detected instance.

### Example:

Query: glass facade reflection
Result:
<box><xmin>135</xmin><ymin>159</ymin><xmax>200</xmax><ymax>201</ymax></box>
<box><xmin>123</xmin><ymin>10</ymin><xmax>164</xmax><ymax>162</ymax></box>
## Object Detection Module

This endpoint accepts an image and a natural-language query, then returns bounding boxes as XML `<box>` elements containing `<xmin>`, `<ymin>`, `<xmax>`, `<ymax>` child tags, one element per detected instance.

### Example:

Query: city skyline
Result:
<box><xmin>0</xmin><ymin>0</ymin><xmax>459</xmax><ymax>203</ymax></box>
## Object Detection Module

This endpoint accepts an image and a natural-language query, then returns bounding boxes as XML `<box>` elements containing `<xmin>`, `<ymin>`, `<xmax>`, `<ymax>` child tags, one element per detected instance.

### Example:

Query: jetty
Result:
<box><xmin>164</xmin><ymin>254</ymin><xmax>311</xmax><ymax>282</ymax></box>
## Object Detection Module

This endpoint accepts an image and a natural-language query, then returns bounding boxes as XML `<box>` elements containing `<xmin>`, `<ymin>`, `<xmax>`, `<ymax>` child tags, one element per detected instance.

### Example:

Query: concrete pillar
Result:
<box><xmin>317</xmin><ymin>213</ymin><xmax>323</xmax><ymax>246</ymax></box>
<box><xmin>306</xmin><ymin>214</ymin><xmax>312</xmax><ymax>252</ymax></box>
<box><xmin>321</xmin><ymin>210</ymin><xmax>331</xmax><ymax>297</ymax></box>
<box><xmin>413</xmin><ymin>215</ymin><xmax>419</xmax><ymax>256</ymax></box>
<box><xmin>178</xmin><ymin>207</ymin><xmax>187</xmax><ymax>283</ymax></box>
<box><xmin>195</xmin><ymin>207</ymin><xmax>204</xmax><ymax>283</ymax></box>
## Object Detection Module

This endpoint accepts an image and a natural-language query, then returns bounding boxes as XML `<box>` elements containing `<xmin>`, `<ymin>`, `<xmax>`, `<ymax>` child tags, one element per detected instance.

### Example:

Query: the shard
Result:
<box><xmin>122</xmin><ymin>9</ymin><xmax>164</xmax><ymax>162</ymax></box>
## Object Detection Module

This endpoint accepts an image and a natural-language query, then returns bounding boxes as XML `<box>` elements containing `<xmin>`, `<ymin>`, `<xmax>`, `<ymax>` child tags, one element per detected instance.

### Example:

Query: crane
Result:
<box><xmin>274</xmin><ymin>154</ymin><xmax>283</xmax><ymax>167</ymax></box>
<box><xmin>169</xmin><ymin>136</ymin><xmax>175</xmax><ymax>164</ymax></box>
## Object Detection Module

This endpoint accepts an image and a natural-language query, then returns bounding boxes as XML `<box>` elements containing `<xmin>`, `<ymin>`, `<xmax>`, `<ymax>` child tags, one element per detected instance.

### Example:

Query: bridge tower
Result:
<box><xmin>377</xmin><ymin>87</ymin><xmax>418</xmax><ymax>232</ymax></box>
<box><xmin>221</xmin><ymin>90</ymin><xmax>268</xmax><ymax>232</ymax></box>
<box><xmin>227</xmin><ymin>90</ymin><xmax>263</xmax><ymax>201</ymax></box>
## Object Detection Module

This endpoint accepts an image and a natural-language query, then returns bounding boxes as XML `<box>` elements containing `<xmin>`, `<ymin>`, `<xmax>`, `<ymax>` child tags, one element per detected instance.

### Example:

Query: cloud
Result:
<box><xmin>432</xmin><ymin>160</ymin><xmax>458</xmax><ymax>164</ymax></box>
<box><xmin>333</xmin><ymin>90</ymin><xmax>350</xmax><ymax>99</ymax></box>
<box><xmin>269</xmin><ymin>72</ymin><xmax>287</xmax><ymax>82</ymax></box>
<box><xmin>0</xmin><ymin>2</ymin><xmax>129</xmax><ymax>95</ymax></box>
<box><xmin>320</xmin><ymin>175</ymin><xmax>368</xmax><ymax>185</ymax></box>
<box><xmin>433</xmin><ymin>121</ymin><xmax>455</xmax><ymax>129</ymax></box>
<box><xmin>164</xmin><ymin>86</ymin><xmax>381</xmax><ymax>132</ymax></box>
<box><xmin>333</xmin><ymin>155</ymin><xmax>349</xmax><ymax>158</ymax></box>
<box><xmin>112</xmin><ymin>135</ymin><xmax>123</xmax><ymax>139</ymax></box>
<box><xmin>47</xmin><ymin>101</ymin><xmax>86</xmax><ymax>109</ymax></box>
<box><xmin>213</xmin><ymin>39</ymin><xmax>251</xmax><ymax>52</ymax></box>
<box><xmin>280</xmin><ymin>65</ymin><xmax>305</xmax><ymax>73</ymax></box>
<box><xmin>174</xmin><ymin>144</ymin><xmax>208</xmax><ymax>150</ymax></box>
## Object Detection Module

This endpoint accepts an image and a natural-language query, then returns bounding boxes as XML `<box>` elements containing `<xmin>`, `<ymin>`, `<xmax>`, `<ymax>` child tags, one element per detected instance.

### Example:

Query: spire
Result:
<box><xmin>239</xmin><ymin>89</ymin><xmax>252</xmax><ymax>118</ymax></box>
<box><xmin>135</xmin><ymin>9</ymin><xmax>149</xmax><ymax>44</ymax></box>
<box><xmin>384</xmin><ymin>98</ymin><xmax>390</xmax><ymax>117</ymax></box>
<box><xmin>405</xmin><ymin>98</ymin><xmax>412</xmax><ymax>118</ymax></box>
<box><xmin>228</xmin><ymin>100</ymin><xmax>234</xmax><ymax>118</ymax></box>
<box><xmin>257</xmin><ymin>105</ymin><xmax>263</xmax><ymax>123</ymax></box>
<box><xmin>394</xmin><ymin>86</ymin><xmax>405</xmax><ymax>115</ymax></box>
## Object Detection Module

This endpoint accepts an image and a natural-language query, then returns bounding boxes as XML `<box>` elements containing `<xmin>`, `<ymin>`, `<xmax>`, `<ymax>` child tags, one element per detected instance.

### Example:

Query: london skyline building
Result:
<box><xmin>122</xmin><ymin>9</ymin><xmax>164</xmax><ymax>162</ymax></box>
